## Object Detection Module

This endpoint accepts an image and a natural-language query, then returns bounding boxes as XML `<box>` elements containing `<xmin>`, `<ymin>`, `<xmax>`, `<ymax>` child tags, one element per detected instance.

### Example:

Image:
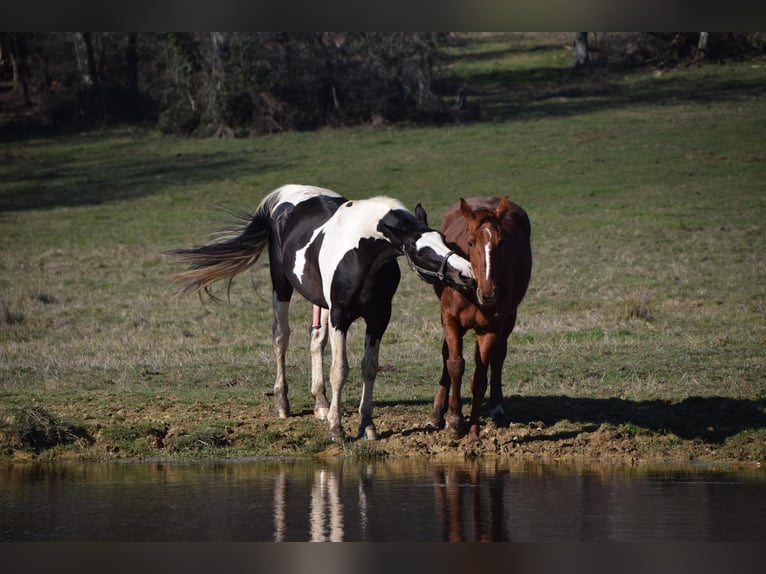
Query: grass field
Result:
<box><xmin>1</xmin><ymin>33</ymin><xmax>765</xmax><ymax>463</ymax></box>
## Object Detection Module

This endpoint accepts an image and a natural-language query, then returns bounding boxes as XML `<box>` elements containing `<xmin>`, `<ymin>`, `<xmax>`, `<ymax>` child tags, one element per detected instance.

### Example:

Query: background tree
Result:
<box><xmin>2</xmin><ymin>33</ymin><xmax>764</xmax><ymax>135</ymax></box>
<box><xmin>72</xmin><ymin>32</ymin><xmax>97</xmax><ymax>89</ymax></box>
<box><xmin>575</xmin><ymin>32</ymin><xmax>589</xmax><ymax>67</ymax></box>
<box><xmin>2</xmin><ymin>33</ymin><xmax>32</xmax><ymax>105</ymax></box>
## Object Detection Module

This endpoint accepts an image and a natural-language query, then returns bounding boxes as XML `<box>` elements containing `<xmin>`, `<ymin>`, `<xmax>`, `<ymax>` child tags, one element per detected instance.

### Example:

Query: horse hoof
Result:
<box><xmin>315</xmin><ymin>406</ymin><xmax>329</xmax><ymax>421</ymax></box>
<box><xmin>358</xmin><ymin>425</ymin><xmax>378</xmax><ymax>441</ymax></box>
<box><xmin>444</xmin><ymin>414</ymin><xmax>466</xmax><ymax>436</ymax></box>
<box><xmin>329</xmin><ymin>425</ymin><xmax>344</xmax><ymax>442</ymax></box>
<box><xmin>490</xmin><ymin>405</ymin><xmax>507</xmax><ymax>426</ymax></box>
<box><xmin>425</xmin><ymin>416</ymin><xmax>444</xmax><ymax>430</ymax></box>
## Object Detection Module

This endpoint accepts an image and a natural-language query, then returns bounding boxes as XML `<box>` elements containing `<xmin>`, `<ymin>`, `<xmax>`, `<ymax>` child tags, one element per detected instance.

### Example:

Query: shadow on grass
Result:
<box><xmin>504</xmin><ymin>395</ymin><xmax>766</xmax><ymax>444</ymax></box>
<box><xmin>375</xmin><ymin>395</ymin><xmax>766</xmax><ymax>444</ymax></box>
<box><xmin>4</xmin><ymin>37</ymin><xmax>764</xmax><ymax>212</ymax></box>
<box><xmin>0</xmin><ymin>143</ymin><xmax>291</xmax><ymax>212</ymax></box>
<box><xmin>432</xmin><ymin>33</ymin><xmax>766</xmax><ymax>123</ymax></box>
<box><xmin>439</xmin><ymin>64</ymin><xmax>766</xmax><ymax>124</ymax></box>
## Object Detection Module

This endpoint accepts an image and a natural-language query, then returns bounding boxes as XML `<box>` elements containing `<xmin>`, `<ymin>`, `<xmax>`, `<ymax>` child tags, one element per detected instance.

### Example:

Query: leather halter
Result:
<box><xmin>404</xmin><ymin>248</ymin><xmax>457</xmax><ymax>283</ymax></box>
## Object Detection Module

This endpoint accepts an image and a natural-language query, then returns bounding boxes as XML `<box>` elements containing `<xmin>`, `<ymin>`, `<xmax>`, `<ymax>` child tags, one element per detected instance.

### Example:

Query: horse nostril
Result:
<box><xmin>477</xmin><ymin>288</ymin><xmax>497</xmax><ymax>307</ymax></box>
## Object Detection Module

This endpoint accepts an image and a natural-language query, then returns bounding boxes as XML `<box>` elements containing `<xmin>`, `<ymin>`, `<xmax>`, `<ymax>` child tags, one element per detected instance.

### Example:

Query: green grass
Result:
<box><xmin>1</xmin><ymin>33</ymin><xmax>764</xmax><ymax>461</ymax></box>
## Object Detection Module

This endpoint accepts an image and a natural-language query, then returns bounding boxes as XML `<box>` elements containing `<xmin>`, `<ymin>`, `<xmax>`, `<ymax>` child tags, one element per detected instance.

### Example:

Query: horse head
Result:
<box><xmin>379</xmin><ymin>206</ymin><xmax>475</xmax><ymax>290</ymax></box>
<box><xmin>458</xmin><ymin>196</ymin><xmax>510</xmax><ymax>307</ymax></box>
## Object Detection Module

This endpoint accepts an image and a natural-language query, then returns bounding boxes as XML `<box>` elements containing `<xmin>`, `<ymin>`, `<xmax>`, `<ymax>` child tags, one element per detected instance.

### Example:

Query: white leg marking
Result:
<box><xmin>327</xmin><ymin>326</ymin><xmax>349</xmax><ymax>438</ymax></box>
<box><xmin>310</xmin><ymin>307</ymin><xmax>330</xmax><ymax>419</ymax></box>
<box><xmin>272</xmin><ymin>293</ymin><xmax>291</xmax><ymax>418</ymax></box>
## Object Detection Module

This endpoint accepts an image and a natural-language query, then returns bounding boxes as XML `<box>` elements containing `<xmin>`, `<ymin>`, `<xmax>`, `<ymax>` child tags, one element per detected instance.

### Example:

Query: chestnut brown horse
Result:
<box><xmin>418</xmin><ymin>196</ymin><xmax>532</xmax><ymax>442</ymax></box>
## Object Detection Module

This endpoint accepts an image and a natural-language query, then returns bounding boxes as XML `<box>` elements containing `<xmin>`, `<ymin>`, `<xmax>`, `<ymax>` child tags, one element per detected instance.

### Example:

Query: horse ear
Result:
<box><xmin>495</xmin><ymin>195</ymin><xmax>510</xmax><ymax>220</ymax></box>
<box><xmin>415</xmin><ymin>203</ymin><xmax>428</xmax><ymax>226</ymax></box>
<box><xmin>377</xmin><ymin>211</ymin><xmax>405</xmax><ymax>243</ymax></box>
<box><xmin>459</xmin><ymin>198</ymin><xmax>473</xmax><ymax>221</ymax></box>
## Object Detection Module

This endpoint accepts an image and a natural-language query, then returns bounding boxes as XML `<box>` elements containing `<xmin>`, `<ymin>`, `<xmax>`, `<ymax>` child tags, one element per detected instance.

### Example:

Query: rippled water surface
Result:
<box><xmin>2</xmin><ymin>459</ymin><xmax>765</xmax><ymax>541</ymax></box>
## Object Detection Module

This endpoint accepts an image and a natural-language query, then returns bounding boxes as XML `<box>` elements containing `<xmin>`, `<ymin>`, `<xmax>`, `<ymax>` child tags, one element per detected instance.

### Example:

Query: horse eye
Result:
<box><xmin>467</xmin><ymin>239</ymin><xmax>475</xmax><ymax>248</ymax></box>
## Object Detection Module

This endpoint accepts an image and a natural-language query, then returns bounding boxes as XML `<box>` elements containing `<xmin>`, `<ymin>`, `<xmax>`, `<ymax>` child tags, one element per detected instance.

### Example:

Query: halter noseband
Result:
<box><xmin>404</xmin><ymin>248</ymin><xmax>457</xmax><ymax>283</ymax></box>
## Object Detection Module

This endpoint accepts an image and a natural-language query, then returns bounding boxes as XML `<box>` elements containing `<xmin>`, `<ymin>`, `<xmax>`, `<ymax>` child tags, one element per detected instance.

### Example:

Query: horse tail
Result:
<box><xmin>168</xmin><ymin>191</ymin><xmax>283</xmax><ymax>298</ymax></box>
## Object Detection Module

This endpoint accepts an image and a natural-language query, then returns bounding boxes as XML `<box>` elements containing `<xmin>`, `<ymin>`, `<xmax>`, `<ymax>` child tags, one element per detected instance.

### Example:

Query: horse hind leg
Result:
<box><xmin>488</xmin><ymin>345</ymin><xmax>509</xmax><ymax>427</ymax></box>
<box><xmin>310</xmin><ymin>306</ymin><xmax>330</xmax><ymax>420</ymax></box>
<box><xmin>489</xmin><ymin>321</ymin><xmax>515</xmax><ymax>427</ymax></box>
<box><xmin>272</xmin><ymin>292</ymin><xmax>291</xmax><ymax>418</ymax></box>
<box><xmin>427</xmin><ymin>340</ymin><xmax>450</xmax><ymax>429</ymax></box>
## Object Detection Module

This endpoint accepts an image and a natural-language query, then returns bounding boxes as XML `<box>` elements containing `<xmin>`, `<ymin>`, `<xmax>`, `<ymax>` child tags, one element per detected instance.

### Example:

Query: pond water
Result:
<box><xmin>1</xmin><ymin>458</ymin><xmax>765</xmax><ymax>542</ymax></box>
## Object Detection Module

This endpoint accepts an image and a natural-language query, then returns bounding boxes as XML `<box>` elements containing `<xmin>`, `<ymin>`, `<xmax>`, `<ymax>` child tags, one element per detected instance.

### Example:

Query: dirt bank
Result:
<box><xmin>3</xmin><ymin>394</ymin><xmax>765</xmax><ymax>467</ymax></box>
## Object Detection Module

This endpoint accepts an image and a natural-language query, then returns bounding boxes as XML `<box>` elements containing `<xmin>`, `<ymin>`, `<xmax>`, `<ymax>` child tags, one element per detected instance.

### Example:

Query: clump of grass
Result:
<box><xmin>169</xmin><ymin>426</ymin><xmax>230</xmax><ymax>452</ymax></box>
<box><xmin>14</xmin><ymin>406</ymin><xmax>88</xmax><ymax>451</ymax></box>
<box><xmin>344</xmin><ymin>439</ymin><xmax>388</xmax><ymax>461</ymax></box>
<box><xmin>618</xmin><ymin>422</ymin><xmax>649</xmax><ymax>438</ymax></box>
<box><xmin>35</xmin><ymin>292</ymin><xmax>58</xmax><ymax>305</ymax></box>
<box><xmin>621</xmin><ymin>290</ymin><xmax>655</xmax><ymax>322</ymax></box>
<box><xmin>99</xmin><ymin>423</ymin><xmax>168</xmax><ymax>455</ymax></box>
<box><xmin>0</xmin><ymin>299</ymin><xmax>24</xmax><ymax>326</ymax></box>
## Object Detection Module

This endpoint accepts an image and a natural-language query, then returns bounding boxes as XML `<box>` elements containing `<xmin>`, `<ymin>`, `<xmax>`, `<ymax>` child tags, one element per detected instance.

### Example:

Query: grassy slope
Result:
<box><xmin>1</xmin><ymin>33</ymin><xmax>764</xmax><ymax>461</ymax></box>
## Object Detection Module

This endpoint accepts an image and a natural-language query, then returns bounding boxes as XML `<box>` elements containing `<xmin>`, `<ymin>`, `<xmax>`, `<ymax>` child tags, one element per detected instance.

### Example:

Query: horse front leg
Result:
<box><xmin>326</xmin><ymin>325</ymin><xmax>349</xmax><ymax>440</ymax></box>
<box><xmin>310</xmin><ymin>306</ymin><xmax>330</xmax><ymax>420</ymax></box>
<box><xmin>442</xmin><ymin>318</ymin><xmax>466</xmax><ymax>436</ymax></box>
<box><xmin>467</xmin><ymin>332</ymin><xmax>496</xmax><ymax>442</ymax></box>
<box><xmin>358</xmin><ymin>331</ymin><xmax>381</xmax><ymax>440</ymax></box>
<box><xmin>357</xmin><ymin>302</ymin><xmax>391</xmax><ymax>440</ymax></box>
<box><xmin>272</xmin><ymin>292</ymin><xmax>291</xmax><ymax>418</ymax></box>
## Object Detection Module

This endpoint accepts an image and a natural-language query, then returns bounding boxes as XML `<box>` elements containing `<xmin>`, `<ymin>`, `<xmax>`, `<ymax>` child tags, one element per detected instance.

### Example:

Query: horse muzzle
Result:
<box><xmin>442</xmin><ymin>251</ymin><xmax>475</xmax><ymax>289</ymax></box>
<box><xmin>444</xmin><ymin>265</ymin><xmax>476</xmax><ymax>291</ymax></box>
<box><xmin>476</xmin><ymin>288</ymin><xmax>497</xmax><ymax>307</ymax></box>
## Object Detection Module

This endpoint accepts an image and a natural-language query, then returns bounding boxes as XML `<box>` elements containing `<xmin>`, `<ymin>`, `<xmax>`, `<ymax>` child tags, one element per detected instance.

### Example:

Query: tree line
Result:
<box><xmin>1</xmin><ymin>33</ymin><xmax>763</xmax><ymax>136</ymax></box>
<box><xmin>1</xmin><ymin>32</ymin><xmax>449</xmax><ymax>136</ymax></box>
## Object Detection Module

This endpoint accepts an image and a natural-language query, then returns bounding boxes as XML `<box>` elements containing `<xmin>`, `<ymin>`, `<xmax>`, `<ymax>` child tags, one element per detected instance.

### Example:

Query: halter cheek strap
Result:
<box><xmin>404</xmin><ymin>247</ymin><xmax>457</xmax><ymax>283</ymax></box>
<box><xmin>437</xmin><ymin>250</ymin><xmax>456</xmax><ymax>281</ymax></box>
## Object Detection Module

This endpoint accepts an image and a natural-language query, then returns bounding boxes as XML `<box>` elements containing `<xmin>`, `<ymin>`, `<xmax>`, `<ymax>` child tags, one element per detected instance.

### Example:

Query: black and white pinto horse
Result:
<box><xmin>170</xmin><ymin>185</ymin><xmax>475</xmax><ymax>440</ymax></box>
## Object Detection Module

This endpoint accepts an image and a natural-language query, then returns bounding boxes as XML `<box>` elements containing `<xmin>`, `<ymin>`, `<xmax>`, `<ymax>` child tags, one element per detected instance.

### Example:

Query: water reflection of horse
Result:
<box><xmin>420</xmin><ymin>197</ymin><xmax>532</xmax><ymax>441</ymax></box>
<box><xmin>272</xmin><ymin>462</ymin><xmax>506</xmax><ymax>542</ymax></box>
<box><xmin>272</xmin><ymin>463</ymin><xmax>375</xmax><ymax>542</ymax></box>
<box><xmin>433</xmin><ymin>461</ymin><xmax>509</xmax><ymax>542</ymax></box>
<box><xmin>170</xmin><ymin>185</ymin><xmax>474</xmax><ymax>440</ymax></box>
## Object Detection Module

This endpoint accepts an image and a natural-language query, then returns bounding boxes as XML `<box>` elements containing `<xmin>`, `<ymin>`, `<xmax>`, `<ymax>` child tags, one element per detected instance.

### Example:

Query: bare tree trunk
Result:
<box><xmin>72</xmin><ymin>32</ymin><xmax>98</xmax><ymax>88</ymax></box>
<box><xmin>0</xmin><ymin>33</ymin><xmax>6</xmax><ymax>69</ymax></box>
<box><xmin>416</xmin><ymin>36</ymin><xmax>435</xmax><ymax>110</ymax></box>
<box><xmin>126</xmin><ymin>33</ymin><xmax>138</xmax><ymax>96</ymax></box>
<box><xmin>209</xmin><ymin>32</ymin><xmax>230</xmax><ymax>133</ymax></box>
<box><xmin>8</xmin><ymin>33</ymin><xmax>31</xmax><ymax>105</ymax></box>
<box><xmin>697</xmin><ymin>32</ymin><xmax>709</xmax><ymax>59</ymax></box>
<box><xmin>575</xmin><ymin>32</ymin><xmax>589</xmax><ymax>67</ymax></box>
